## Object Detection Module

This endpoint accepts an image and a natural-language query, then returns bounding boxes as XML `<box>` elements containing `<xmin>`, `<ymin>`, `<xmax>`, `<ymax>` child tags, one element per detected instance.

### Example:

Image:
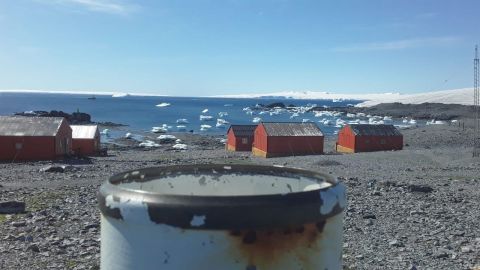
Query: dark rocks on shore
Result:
<box><xmin>309</xmin><ymin>102</ymin><xmax>475</xmax><ymax>120</ymax></box>
<box><xmin>14</xmin><ymin>110</ymin><xmax>126</xmax><ymax>126</ymax></box>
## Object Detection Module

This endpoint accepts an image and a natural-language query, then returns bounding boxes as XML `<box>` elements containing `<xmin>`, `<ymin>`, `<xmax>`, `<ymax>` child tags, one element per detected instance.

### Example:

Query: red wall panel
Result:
<box><xmin>0</xmin><ymin>136</ymin><xmax>56</xmax><ymax>161</ymax></box>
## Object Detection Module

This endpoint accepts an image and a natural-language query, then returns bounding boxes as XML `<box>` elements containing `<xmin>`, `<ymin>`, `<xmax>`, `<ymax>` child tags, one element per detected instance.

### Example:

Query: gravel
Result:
<box><xmin>0</xmin><ymin>121</ymin><xmax>479</xmax><ymax>269</ymax></box>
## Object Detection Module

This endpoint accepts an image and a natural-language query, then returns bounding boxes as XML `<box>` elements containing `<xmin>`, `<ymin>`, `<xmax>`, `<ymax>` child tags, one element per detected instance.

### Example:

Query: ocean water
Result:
<box><xmin>0</xmin><ymin>92</ymin><xmax>361</xmax><ymax>138</ymax></box>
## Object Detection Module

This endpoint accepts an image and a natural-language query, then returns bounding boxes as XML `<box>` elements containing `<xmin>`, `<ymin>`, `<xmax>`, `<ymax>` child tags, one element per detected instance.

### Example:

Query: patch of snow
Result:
<box><xmin>172</xmin><ymin>143</ymin><xmax>187</xmax><ymax>150</ymax></box>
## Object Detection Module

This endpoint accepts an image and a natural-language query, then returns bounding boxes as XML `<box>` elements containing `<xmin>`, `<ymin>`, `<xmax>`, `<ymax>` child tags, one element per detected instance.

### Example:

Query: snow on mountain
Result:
<box><xmin>218</xmin><ymin>88</ymin><xmax>474</xmax><ymax>107</ymax></box>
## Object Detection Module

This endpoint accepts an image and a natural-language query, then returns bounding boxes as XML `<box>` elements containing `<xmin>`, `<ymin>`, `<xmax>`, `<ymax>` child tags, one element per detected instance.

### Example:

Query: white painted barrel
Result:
<box><xmin>98</xmin><ymin>164</ymin><xmax>346</xmax><ymax>270</ymax></box>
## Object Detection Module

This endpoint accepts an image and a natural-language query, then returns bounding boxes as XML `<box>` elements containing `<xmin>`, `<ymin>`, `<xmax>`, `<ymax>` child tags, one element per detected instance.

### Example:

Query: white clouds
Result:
<box><xmin>333</xmin><ymin>37</ymin><xmax>461</xmax><ymax>52</ymax></box>
<box><xmin>44</xmin><ymin>0</ymin><xmax>138</xmax><ymax>15</ymax></box>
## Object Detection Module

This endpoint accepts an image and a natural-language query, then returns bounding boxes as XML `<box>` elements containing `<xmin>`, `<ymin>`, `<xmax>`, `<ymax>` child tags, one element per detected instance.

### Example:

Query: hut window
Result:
<box><xmin>380</xmin><ymin>139</ymin><xmax>386</xmax><ymax>145</ymax></box>
<box><xmin>241</xmin><ymin>138</ymin><xmax>248</xmax><ymax>144</ymax></box>
<box><xmin>15</xmin><ymin>143</ymin><xmax>23</xmax><ymax>150</ymax></box>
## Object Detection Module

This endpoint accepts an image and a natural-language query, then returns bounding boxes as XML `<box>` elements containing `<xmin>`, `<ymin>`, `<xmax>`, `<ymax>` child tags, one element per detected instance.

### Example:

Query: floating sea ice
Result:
<box><xmin>139</xmin><ymin>140</ymin><xmax>160</xmax><ymax>148</ymax></box>
<box><xmin>252</xmin><ymin>117</ymin><xmax>262</xmax><ymax>123</ymax></box>
<box><xmin>451</xmin><ymin>119</ymin><xmax>458</xmax><ymax>123</ymax></box>
<box><xmin>356</xmin><ymin>113</ymin><xmax>366</xmax><ymax>117</ymax></box>
<box><xmin>383</xmin><ymin>116</ymin><xmax>393</xmax><ymax>124</ymax></box>
<box><xmin>290</xmin><ymin>113</ymin><xmax>299</xmax><ymax>119</ymax></box>
<box><xmin>359</xmin><ymin>120</ymin><xmax>368</xmax><ymax>124</ymax></box>
<box><xmin>200</xmin><ymin>124</ymin><xmax>212</xmax><ymax>131</ymax></box>
<box><xmin>151</xmin><ymin>126</ymin><xmax>168</xmax><ymax>133</ymax></box>
<box><xmin>346</xmin><ymin>113</ymin><xmax>356</xmax><ymax>118</ymax></box>
<box><xmin>219</xmin><ymin>138</ymin><xmax>227</xmax><ymax>144</ymax></box>
<box><xmin>199</xmin><ymin>115</ymin><xmax>213</xmax><ymax>121</ymax></box>
<box><xmin>176</xmin><ymin>118</ymin><xmax>189</xmax><ymax>124</ymax></box>
<box><xmin>216</xmin><ymin>118</ymin><xmax>229</xmax><ymax>128</ymax></box>
<box><xmin>202</xmin><ymin>109</ymin><xmax>208</xmax><ymax>113</ymax></box>
<box><xmin>218</xmin><ymin>112</ymin><xmax>228</xmax><ymax>117</ymax></box>
<box><xmin>302</xmin><ymin>119</ymin><xmax>313</xmax><ymax>123</ymax></box>
<box><xmin>426</xmin><ymin>120</ymin><xmax>445</xmax><ymax>125</ymax></box>
<box><xmin>336</xmin><ymin>119</ymin><xmax>346</xmax><ymax>126</ymax></box>
<box><xmin>402</xmin><ymin>118</ymin><xmax>409</xmax><ymax>124</ymax></box>
<box><xmin>224</xmin><ymin>104</ymin><xmax>233</xmax><ymax>107</ymax></box>
<box><xmin>175</xmin><ymin>139</ymin><xmax>182</xmax><ymax>143</ymax></box>
<box><xmin>156</xmin><ymin>103</ymin><xmax>171</xmax><ymax>107</ymax></box>
<box><xmin>409</xmin><ymin>119</ymin><xmax>417</xmax><ymax>125</ymax></box>
<box><xmin>176</xmin><ymin>125</ymin><xmax>187</xmax><ymax>131</ymax></box>
<box><xmin>157</xmin><ymin>134</ymin><xmax>177</xmax><ymax>143</ymax></box>
<box><xmin>125</xmin><ymin>133</ymin><xmax>132</xmax><ymax>138</ymax></box>
<box><xmin>322</xmin><ymin>120</ymin><xmax>333</xmax><ymax>126</ymax></box>
<box><xmin>101</xmin><ymin>129</ymin><xmax>110</xmax><ymax>135</ymax></box>
<box><xmin>172</xmin><ymin>144</ymin><xmax>187</xmax><ymax>150</ymax></box>
<box><xmin>259</xmin><ymin>111</ymin><xmax>267</xmax><ymax>115</ymax></box>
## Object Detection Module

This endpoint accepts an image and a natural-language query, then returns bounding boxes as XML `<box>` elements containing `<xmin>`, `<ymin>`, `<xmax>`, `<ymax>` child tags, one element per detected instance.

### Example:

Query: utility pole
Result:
<box><xmin>474</xmin><ymin>45</ymin><xmax>480</xmax><ymax>157</ymax></box>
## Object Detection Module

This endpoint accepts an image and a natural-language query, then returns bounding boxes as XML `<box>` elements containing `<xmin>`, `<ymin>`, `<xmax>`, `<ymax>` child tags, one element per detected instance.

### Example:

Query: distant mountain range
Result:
<box><xmin>217</xmin><ymin>88</ymin><xmax>474</xmax><ymax>107</ymax></box>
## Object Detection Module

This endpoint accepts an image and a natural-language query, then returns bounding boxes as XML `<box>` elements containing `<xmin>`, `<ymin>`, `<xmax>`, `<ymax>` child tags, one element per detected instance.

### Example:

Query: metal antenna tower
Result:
<box><xmin>474</xmin><ymin>45</ymin><xmax>480</xmax><ymax>157</ymax></box>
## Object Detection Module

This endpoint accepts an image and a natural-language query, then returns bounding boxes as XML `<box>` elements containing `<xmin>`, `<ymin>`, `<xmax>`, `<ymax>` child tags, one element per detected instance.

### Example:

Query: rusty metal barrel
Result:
<box><xmin>98</xmin><ymin>164</ymin><xmax>346</xmax><ymax>270</ymax></box>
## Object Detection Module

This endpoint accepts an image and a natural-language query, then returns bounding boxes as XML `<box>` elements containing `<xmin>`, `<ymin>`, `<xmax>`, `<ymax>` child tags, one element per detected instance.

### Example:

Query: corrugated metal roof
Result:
<box><xmin>228</xmin><ymin>125</ymin><xmax>257</xmax><ymax>137</ymax></box>
<box><xmin>0</xmin><ymin>116</ymin><xmax>65</xmax><ymax>136</ymax></box>
<box><xmin>71</xmin><ymin>125</ymin><xmax>98</xmax><ymax>139</ymax></box>
<box><xmin>349</xmin><ymin>124</ymin><xmax>402</xmax><ymax>136</ymax></box>
<box><xmin>262</xmin><ymin>122</ymin><xmax>324</xmax><ymax>136</ymax></box>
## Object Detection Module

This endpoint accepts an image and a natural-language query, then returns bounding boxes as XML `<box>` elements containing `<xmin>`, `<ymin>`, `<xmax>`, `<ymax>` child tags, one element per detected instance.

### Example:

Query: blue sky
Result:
<box><xmin>0</xmin><ymin>0</ymin><xmax>478</xmax><ymax>96</ymax></box>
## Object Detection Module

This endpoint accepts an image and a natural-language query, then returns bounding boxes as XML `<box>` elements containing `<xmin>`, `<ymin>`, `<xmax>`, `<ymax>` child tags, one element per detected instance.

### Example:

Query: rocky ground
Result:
<box><xmin>0</xmin><ymin>121</ymin><xmax>479</xmax><ymax>269</ymax></box>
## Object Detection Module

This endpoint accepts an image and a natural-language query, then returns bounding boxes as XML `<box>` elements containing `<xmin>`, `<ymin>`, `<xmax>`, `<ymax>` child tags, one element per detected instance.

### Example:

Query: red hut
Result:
<box><xmin>226</xmin><ymin>125</ymin><xmax>257</xmax><ymax>151</ymax></box>
<box><xmin>71</xmin><ymin>125</ymin><xmax>100</xmax><ymax>155</ymax></box>
<box><xmin>252</xmin><ymin>122</ymin><xmax>324</xmax><ymax>158</ymax></box>
<box><xmin>0</xmin><ymin>116</ymin><xmax>72</xmax><ymax>161</ymax></box>
<box><xmin>336</xmin><ymin>124</ymin><xmax>403</xmax><ymax>153</ymax></box>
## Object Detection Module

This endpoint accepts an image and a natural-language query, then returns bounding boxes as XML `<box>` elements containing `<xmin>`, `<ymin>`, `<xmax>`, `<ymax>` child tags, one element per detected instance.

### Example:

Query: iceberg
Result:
<box><xmin>200</xmin><ymin>124</ymin><xmax>212</xmax><ymax>131</ymax></box>
<box><xmin>216</xmin><ymin>118</ymin><xmax>229</xmax><ymax>128</ymax></box>
<box><xmin>156</xmin><ymin>103</ymin><xmax>171</xmax><ymax>107</ymax></box>
<box><xmin>176</xmin><ymin>125</ymin><xmax>187</xmax><ymax>131</ymax></box>
<box><xmin>200</xmin><ymin>115</ymin><xmax>214</xmax><ymax>121</ymax></box>
<box><xmin>176</xmin><ymin>118</ymin><xmax>189</xmax><ymax>124</ymax></box>
<box><xmin>151</xmin><ymin>126</ymin><xmax>168</xmax><ymax>133</ymax></box>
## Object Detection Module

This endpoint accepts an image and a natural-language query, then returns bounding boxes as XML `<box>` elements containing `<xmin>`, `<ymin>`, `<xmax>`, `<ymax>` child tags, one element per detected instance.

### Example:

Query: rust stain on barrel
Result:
<box><xmin>227</xmin><ymin>223</ymin><xmax>324</xmax><ymax>270</ymax></box>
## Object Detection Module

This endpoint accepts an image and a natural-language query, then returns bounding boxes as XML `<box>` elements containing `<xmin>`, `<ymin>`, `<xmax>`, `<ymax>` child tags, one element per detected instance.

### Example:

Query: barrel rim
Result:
<box><xmin>98</xmin><ymin>164</ymin><xmax>346</xmax><ymax>230</ymax></box>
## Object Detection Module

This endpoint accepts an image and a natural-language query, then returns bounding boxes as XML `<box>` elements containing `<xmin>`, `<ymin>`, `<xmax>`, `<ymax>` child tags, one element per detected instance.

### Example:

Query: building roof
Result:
<box><xmin>0</xmin><ymin>116</ymin><xmax>66</xmax><ymax>136</ymax></box>
<box><xmin>71</xmin><ymin>125</ymin><xmax>99</xmax><ymax>139</ymax></box>
<box><xmin>261</xmin><ymin>122</ymin><xmax>324</xmax><ymax>136</ymax></box>
<box><xmin>228</xmin><ymin>125</ymin><xmax>257</xmax><ymax>137</ymax></box>
<box><xmin>348</xmin><ymin>124</ymin><xmax>402</xmax><ymax>136</ymax></box>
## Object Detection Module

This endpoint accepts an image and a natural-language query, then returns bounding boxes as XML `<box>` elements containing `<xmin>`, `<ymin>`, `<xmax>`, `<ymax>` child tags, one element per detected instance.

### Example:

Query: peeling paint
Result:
<box><xmin>190</xmin><ymin>215</ymin><xmax>206</xmax><ymax>227</ymax></box>
<box><xmin>105</xmin><ymin>195</ymin><xmax>153</xmax><ymax>225</ymax></box>
<box><xmin>319</xmin><ymin>183</ymin><xmax>346</xmax><ymax>215</ymax></box>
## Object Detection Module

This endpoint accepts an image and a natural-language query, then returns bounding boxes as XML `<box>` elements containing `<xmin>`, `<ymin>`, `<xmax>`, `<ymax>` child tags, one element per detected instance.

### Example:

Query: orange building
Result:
<box><xmin>71</xmin><ymin>125</ymin><xmax>100</xmax><ymax>156</ymax></box>
<box><xmin>336</xmin><ymin>124</ymin><xmax>403</xmax><ymax>153</ymax></box>
<box><xmin>226</xmin><ymin>125</ymin><xmax>257</xmax><ymax>151</ymax></box>
<box><xmin>252</xmin><ymin>122</ymin><xmax>324</xmax><ymax>158</ymax></box>
<box><xmin>0</xmin><ymin>116</ymin><xmax>72</xmax><ymax>161</ymax></box>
